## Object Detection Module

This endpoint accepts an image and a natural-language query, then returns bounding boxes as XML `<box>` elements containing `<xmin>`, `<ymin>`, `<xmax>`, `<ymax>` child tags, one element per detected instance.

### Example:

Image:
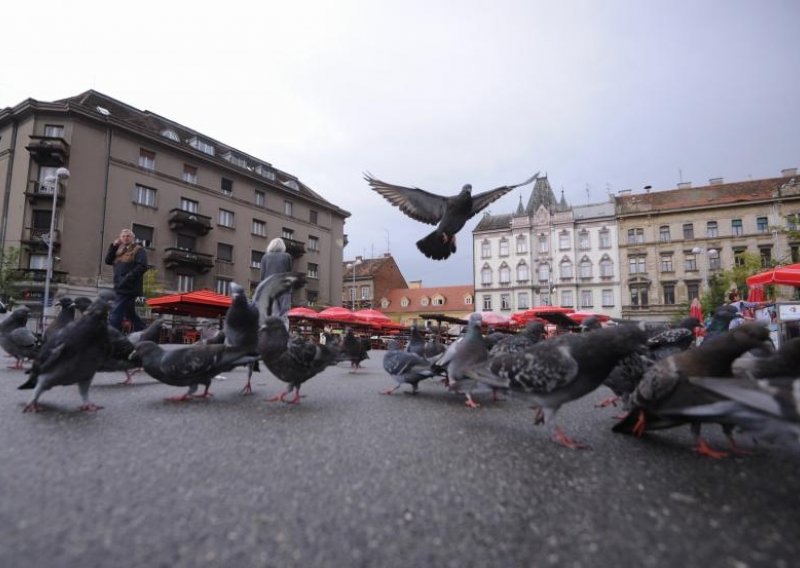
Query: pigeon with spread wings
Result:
<box><xmin>365</xmin><ymin>172</ymin><xmax>539</xmax><ymax>260</ymax></box>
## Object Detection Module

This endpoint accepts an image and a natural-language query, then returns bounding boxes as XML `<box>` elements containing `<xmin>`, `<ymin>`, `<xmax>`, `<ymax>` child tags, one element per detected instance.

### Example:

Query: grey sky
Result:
<box><xmin>3</xmin><ymin>1</ymin><xmax>798</xmax><ymax>286</ymax></box>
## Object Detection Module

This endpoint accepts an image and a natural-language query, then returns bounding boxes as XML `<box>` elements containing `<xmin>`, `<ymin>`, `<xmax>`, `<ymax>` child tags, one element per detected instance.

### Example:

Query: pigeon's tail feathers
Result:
<box><xmin>417</xmin><ymin>230</ymin><xmax>455</xmax><ymax>260</ymax></box>
<box><xmin>464</xmin><ymin>364</ymin><xmax>509</xmax><ymax>389</ymax></box>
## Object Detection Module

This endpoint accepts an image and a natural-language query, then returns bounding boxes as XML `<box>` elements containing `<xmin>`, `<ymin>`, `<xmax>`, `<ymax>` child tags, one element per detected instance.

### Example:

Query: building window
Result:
<box><xmin>660</xmin><ymin>254</ymin><xmax>674</xmax><ymax>272</ymax></box>
<box><xmin>132</xmin><ymin>224</ymin><xmax>154</xmax><ymax>248</ymax></box>
<box><xmin>600</xmin><ymin>257</ymin><xmax>614</xmax><ymax>278</ymax></box>
<box><xmin>215</xmin><ymin>278</ymin><xmax>231</xmax><ymax>296</ymax></box>
<box><xmin>628</xmin><ymin>255</ymin><xmax>646</xmax><ymax>274</ymax></box>
<box><xmin>135</xmin><ymin>184</ymin><xmax>156</xmax><ymax>207</ymax></box>
<box><xmin>252</xmin><ymin>219</ymin><xmax>266</xmax><ymax>237</ymax></box>
<box><xmin>757</xmin><ymin>217</ymin><xmax>768</xmax><ymax>233</ymax></box>
<box><xmin>161</xmin><ymin>128</ymin><xmax>180</xmax><ymax>142</ymax></box>
<box><xmin>182</xmin><ymin>165</ymin><xmax>198</xmax><ymax>184</ymax></box>
<box><xmin>177</xmin><ymin>274</ymin><xmax>194</xmax><ymax>293</ymax></box>
<box><xmin>561</xmin><ymin>290</ymin><xmax>573</xmax><ymax>307</ymax></box>
<box><xmin>255</xmin><ymin>190</ymin><xmax>266</xmax><ymax>208</ymax></box>
<box><xmin>250</xmin><ymin>250</ymin><xmax>264</xmax><ymax>268</ymax></box>
<box><xmin>464</xmin><ymin>295</ymin><xmax>473</xmax><ymax>305</ymax></box>
<box><xmin>310</xmin><ymin>210</ymin><xmax>318</xmax><ymax>224</ymax></box>
<box><xmin>687</xmin><ymin>282</ymin><xmax>700</xmax><ymax>302</ymax></box>
<box><xmin>731</xmin><ymin>219</ymin><xmax>743</xmax><ymax>236</ymax></box>
<box><xmin>221</xmin><ymin>177</ymin><xmax>233</xmax><ymax>196</ymax></box>
<box><xmin>709</xmin><ymin>250</ymin><xmax>721</xmax><ymax>270</ymax></box>
<box><xmin>685</xmin><ymin>252</ymin><xmax>698</xmax><ymax>272</ymax></box>
<box><xmin>707</xmin><ymin>221</ymin><xmax>718</xmax><ymax>237</ymax></box>
<box><xmin>29</xmin><ymin>254</ymin><xmax>48</xmax><ymax>270</ymax></box>
<box><xmin>307</xmin><ymin>263</ymin><xmax>319</xmax><ymax>279</ymax></box>
<box><xmin>44</xmin><ymin>124</ymin><xmax>64</xmax><ymax>137</ymax></box>
<box><xmin>578</xmin><ymin>231</ymin><xmax>590</xmax><ymax>250</ymax></box>
<box><xmin>516</xmin><ymin>235</ymin><xmax>528</xmax><ymax>254</ymax></box>
<box><xmin>189</xmin><ymin>137</ymin><xmax>215</xmax><ymax>155</ymax></box>
<box><xmin>539</xmin><ymin>235</ymin><xmax>549</xmax><ymax>253</ymax></box>
<box><xmin>518</xmin><ymin>292</ymin><xmax>529</xmax><ymax>309</ymax></box>
<box><xmin>559</xmin><ymin>260</ymin><xmax>573</xmax><ymax>279</ymax></box>
<box><xmin>559</xmin><ymin>232</ymin><xmax>570</xmax><ymax>250</ymax></box>
<box><xmin>663</xmin><ymin>284</ymin><xmax>676</xmax><ymax>305</ymax></box>
<box><xmin>400</xmin><ymin>297</ymin><xmax>410</xmax><ymax>307</ymax></box>
<box><xmin>659</xmin><ymin>225</ymin><xmax>670</xmax><ymax>242</ymax></box>
<box><xmin>602</xmin><ymin>289</ymin><xmax>614</xmax><ymax>307</ymax></box>
<box><xmin>788</xmin><ymin>214</ymin><xmax>799</xmax><ymax>232</ymax></box>
<box><xmin>361</xmin><ymin>286</ymin><xmax>370</xmax><ymax>300</ymax></box>
<box><xmin>255</xmin><ymin>164</ymin><xmax>275</xmax><ymax>180</ymax></box>
<box><xmin>627</xmin><ymin>228</ymin><xmax>644</xmax><ymax>244</ymax></box>
<box><xmin>630</xmin><ymin>285</ymin><xmax>649</xmax><ymax>306</ymax></box>
<box><xmin>579</xmin><ymin>259</ymin><xmax>592</xmax><ymax>279</ymax></box>
<box><xmin>499</xmin><ymin>238</ymin><xmax>509</xmax><ymax>257</ymax></box>
<box><xmin>516</xmin><ymin>263</ymin><xmax>529</xmax><ymax>282</ymax></box>
<box><xmin>599</xmin><ymin>230</ymin><xmax>611</xmax><ymax>249</ymax></box>
<box><xmin>217</xmin><ymin>243</ymin><xmax>233</xmax><ymax>262</ymax></box>
<box><xmin>180</xmin><ymin>198</ymin><xmax>198</xmax><ymax>213</ymax></box>
<box><xmin>481</xmin><ymin>266</ymin><xmax>492</xmax><ymax>285</ymax></box>
<box><xmin>308</xmin><ymin>236</ymin><xmax>320</xmax><ymax>251</ymax></box>
<box><xmin>176</xmin><ymin>234</ymin><xmax>196</xmax><ymax>251</ymax></box>
<box><xmin>420</xmin><ymin>296</ymin><xmax>430</xmax><ymax>307</ymax></box>
<box><xmin>282</xmin><ymin>228</ymin><xmax>294</xmax><ymax>240</ymax></box>
<box><xmin>760</xmin><ymin>247</ymin><xmax>772</xmax><ymax>267</ymax></box>
<box><xmin>481</xmin><ymin>240</ymin><xmax>491</xmax><ymax>258</ymax></box>
<box><xmin>284</xmin><ymin>201</ymin><xmax>293</xmax><ymax>217</ymax></box>
<box><xmin>500</xmin><ymin>293</ymin><xmax>511</xmax><ymax>310</ymax></box>
<box><xmin>682</xmin><ymin>223</ymin><xmax>694</xmax><ymax>240</ymax></box>
<box><xmin>432</xmin><ymin>296</ymin><xmax>444</xmax><ymax>306</ymax></box>
<box><xmin>499</xmin><ymin>265</ymin><xmax>511</xmax><ymax>284</ymax></box>
<box><xmin>482</xmin><ymin>295</ymin><xmax>492</xmax><ymax>310</ymax></box>
<box><xmin>218</xmin><ymin>209</ymin><xmax>235</xmax><ymax>228</ymax></box>
<box><xmin>792</xmin><ymin>245</ymin><xmax>799</xmax><ymax>263</ymax></box>
<box><xmin>380</xmin><ymin>298</ymin><xmax>390</xmax><ymax>309</ymax></box>
<box><xmin>538</xmin><ymin>263</ymin><xmax>550</xmax><ymax>282</ymax></box>
<box><xmin>580</xmin><ymin>290</ymin><xmax>593</xmax><ymax>308</ymax></box>
<box><xmin>139</xmin><ymin>149</ymin><xmax>155</xmax><ymax>170</ymax></box>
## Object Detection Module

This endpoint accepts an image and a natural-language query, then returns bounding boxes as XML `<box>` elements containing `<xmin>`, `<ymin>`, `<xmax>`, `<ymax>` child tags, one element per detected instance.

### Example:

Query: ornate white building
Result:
<box><xmin>472</xmin><ymin>176</ymin><xmax>622</xmax><ymax>318</ymax></box>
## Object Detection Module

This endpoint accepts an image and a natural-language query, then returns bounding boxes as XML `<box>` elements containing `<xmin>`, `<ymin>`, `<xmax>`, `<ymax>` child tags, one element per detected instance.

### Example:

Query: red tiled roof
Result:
<box><xmin>381</xmin><ymin>284</ymin><xmax>474</xmax><ymax>314</ymax></box>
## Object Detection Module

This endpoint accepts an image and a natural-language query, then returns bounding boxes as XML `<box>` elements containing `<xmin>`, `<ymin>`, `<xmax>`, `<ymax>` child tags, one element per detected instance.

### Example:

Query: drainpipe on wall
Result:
<box><xmin>95</xmin><ymin>122</ymin><xmax>112</xmax><ymax>289</ymax></box>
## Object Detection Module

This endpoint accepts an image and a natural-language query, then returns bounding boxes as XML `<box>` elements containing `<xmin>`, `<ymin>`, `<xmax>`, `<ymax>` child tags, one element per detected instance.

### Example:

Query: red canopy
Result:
<box><xmin>316</xmin><ymin>306</ymin><xmax>361</xmax><ymax>324</ymax></box>
<box><xmin>472</xmin><ymin>311</ymin><xmax>512</xmax><ymax>327</ymax></box>
<box><xmin>746</xmin><ymin>263</ymin><xmax>800</xmax><ymax>287</ymax></box>
<box><xmin>147</xmin><ymin>289</ymin><xmax>231</xmax><ymax>318</ymax></box>
<box><xmin>353</xmin><ymin>309</ymin><xmax>392</xmax><ymax>323</ymax></box>
<box><xmin>568</xmin><ymin>312</ymin><xmax>611</xmax><ymax>325</ymax></box>
<box><xmin>288</xmin><ymin>306</ymin><xmax>318</xmax><ymax>319</ymax></box>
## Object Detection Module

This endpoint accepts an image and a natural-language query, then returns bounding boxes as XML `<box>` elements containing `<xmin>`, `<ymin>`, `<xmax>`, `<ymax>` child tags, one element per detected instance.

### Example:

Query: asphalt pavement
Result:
<box><xmin>1</xmin><ymin>347</ymin><xmax>798</xmax><ymax>568</ymax></box>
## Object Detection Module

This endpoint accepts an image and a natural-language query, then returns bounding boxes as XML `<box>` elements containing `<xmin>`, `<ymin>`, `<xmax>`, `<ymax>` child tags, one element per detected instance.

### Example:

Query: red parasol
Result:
<box><xmin>471</xmin><ymin>311</ymin><xmax>511</xmax><ymax>327</ymax></box>
<box><xmin>353</xmin><ymin>309</ymin><xmax>392</xmax><ymax>323</ymax></box>
<box><xmin>746</xmin><ymin>286</ymin><xmax>765</xmax><ymax>302</ymax></box>
<box><xmin>287</xmin><ymin>306</ymin><xmax>318</xmax><ymax>319</ymax></box>
<box><xmin>568</xmin><ymin>312</ymin><xmax>611</xmax><ymax>325</ymax></box>
<box><xmin>316</xmin><ymin>306</ymin><xmax>360</xmax><ymax>324</ymax></box>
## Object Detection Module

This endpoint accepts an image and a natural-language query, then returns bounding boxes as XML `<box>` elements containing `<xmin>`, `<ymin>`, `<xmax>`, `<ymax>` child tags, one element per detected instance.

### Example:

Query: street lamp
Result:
<box><xmin>346</xmin><ymin>259</ymin><xmax>362</xmax><ymax>310</ymax></box>
<box><xmin>692</xmin><ymin>246</ymin><xmax>718</xmax><ymax>292</ymax></box>
<box><xmin>42</xmin><ymin>167</ymin><xmax>70</xmax><ymax>329</ymax></box>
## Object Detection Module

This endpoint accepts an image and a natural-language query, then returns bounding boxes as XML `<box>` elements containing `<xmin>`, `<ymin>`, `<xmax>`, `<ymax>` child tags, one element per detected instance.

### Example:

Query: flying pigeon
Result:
<box><xmin>19</xmin><ymin>296</ymin><xmax>113</xmax><ymax>413</ymax></box>
<box><xmin>259</xmin><ymin>316</ymin><xmax>340</xmax><ymax>404</ymax></box>
<box><xmin>0</xmin><ymin>306</ymin><xmax>40</xmax><ymax>369</ymax></box>
<box><xmin>132</xmin><ymin>341</ymin><xmax>258</xmax><ymax>401</ymax></box>
<box><xmin>489</xmin><ymin>324</ymin><xmax>649</xmax><ymax>448</ymax></box>
<box><xmin>382</xmin><ymin>339</ymin><xmax>436</xmax><ymax>395</ymax></box>
<box><xmin>612</xmin><ymin>322</ymin><xmax>773</xmax><ymax>458</ymax></box>
<box><xmin>365</xmin><ymin>172</ymin><xmax>539</xmax><ymax>260</ymax></box>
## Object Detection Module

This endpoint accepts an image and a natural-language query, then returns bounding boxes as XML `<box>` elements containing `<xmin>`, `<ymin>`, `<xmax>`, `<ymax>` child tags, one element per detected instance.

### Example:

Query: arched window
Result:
<box><xmin>516</xmin><ymin>262</ymin><xmax>529</xmax><ymax>282</ymax></box>
<box><xmin>400</xmin><ymin>296</ymin><xmax>410</xmax><ymax>307</ymax></box>
<box><xmin>559</xmin><ymin>259</ymin><xmax>573</xmax><ymax>279</ymax></box>
<box><xmin>481</xmin><ymin>265</ymin><xmax>493</xmax><ymax>285</ymax></box>
<box><xmin>579</xmin><ymin>257</ymin><xmax>592</xmax><ymax>278</ymax></box>
<box><xmin>499</xmin><ymin>263</ymin><xmax>511</xmax><ymax>284</ymax></box>
<box><xmin>481</xmin><ymin>239</ymin><xmax>491</xmax><ymax>258</ymax></box>
<box><xmin>600</xmin><ymin>256</ymin><xmax>614</xmax><ymax>278</ymax></box>
<box><xmin>538</xmin><ymin>263</ymin><xmax>550</xmax><ymax>282</ymax></box>
<box><xmin>499</xmin><ymin>238</ymin><xmax>509</xmax><ymax>257</ymax></box>
<box><xmin>515</xmin><ymin>235</ymin><xmax>528</xmax><ymax>254</ymax></box>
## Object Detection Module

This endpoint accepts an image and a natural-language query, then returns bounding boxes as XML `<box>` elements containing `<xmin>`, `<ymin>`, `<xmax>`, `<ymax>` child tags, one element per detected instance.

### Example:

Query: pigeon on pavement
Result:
<box><xmin>132</xmin><ymin>340</ymin><xmax>259</xmax><ymax>401</ymax></box>
<box><xmin>43</xmin><ymin>297</ymin><xmax>76</xmax><ymax>343</ymax></box>
<box><xmin>100</xmin><ymin>318</ymin><xmax>165</xmax><ymax>384</ymax></box>
<box><xmin>490</xmin><ymin>324</ymin><xmax>649</xmax><ymax>448</ymax></box>
<box><xmin>612</xmin><ymin>322</ymin><xmax>773</xmax><ymax>458</ymax></box>
<box><xmin>731</xmin><ymin>337</ymin><xmax>800</xmax><ymax>379</ymax></box>
<box><xmin>0</xmin><ymin>306</ymin><xmax>40</xmax><ymax>369</ymax></box>
<box><xmin>405</xmin><ymin>324</ymin><xmax>426</xmax><ymax>357</ymax></box>
<box><xmin>647</xmin><ymin>317</ymin><xmax>702</xmax><ymax>361</ymax></box>
<box><xmin>340</xmin><ymin>327</ymin><xmax>370</xmax><ymax>372</ymax></box>
<box><xmin>382</xmin><ymin>339</ymin><xmax>436</xmax><ymax>395</ymax></box>
<box><xmin>19</xmin><ymin>296</ymin><xmax>113</xmax><ymax>413</ymax></box>
<box><xmin>365</xmin><ymin>172</ymin><xmax>539</xmax><ymax>260</ymax></box>
<box><xmin>490</xmin><ymin>321</ymin><xmax>546</xmax><ymax>357</ymax></box>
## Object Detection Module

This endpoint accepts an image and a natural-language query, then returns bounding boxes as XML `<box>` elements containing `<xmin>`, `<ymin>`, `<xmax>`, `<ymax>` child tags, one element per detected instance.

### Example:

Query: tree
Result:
<box><xmin>700</xmin><ymin>251</ymin><xmax>762</xmax><ymax>316</ymax></box>
<box><xmin>0</xmin><ymin>246</ymin><xmax>22</xmax><ymax>306</ymax></box>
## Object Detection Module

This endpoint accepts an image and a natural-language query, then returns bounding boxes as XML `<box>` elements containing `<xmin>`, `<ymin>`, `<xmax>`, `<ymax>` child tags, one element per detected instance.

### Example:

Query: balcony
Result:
<box><xmin>10</xmin><ymin>268</ymin><xmax>68</xmax><ymax>284</ymax></box>
<box><xmin>282</xmin><ymin>237</ymin><xmax>306</xmax><ymax>259</ymax></box>
<box><xmin>25</xmin><ymin>136</ymin><xmax>69</xmax><ymax>167</ymax></box>
<box><xmin>163</xmin><ymin>248</ymin><xmax>214</xmax><ymax>273</ymax></box>
<box><xmin>168</xmin><ymin>208</ymin><xmax>213</xmax><ymax>236</ymax></box>
<box><xmin>21</xmin><ymin>227</ymin><xmax>61</xmax><ymax>252</ymax></box>
<box><xmin>25</xmin><ymin>180</ymin><xmax>65</xmax><ymax>204</ymax></box>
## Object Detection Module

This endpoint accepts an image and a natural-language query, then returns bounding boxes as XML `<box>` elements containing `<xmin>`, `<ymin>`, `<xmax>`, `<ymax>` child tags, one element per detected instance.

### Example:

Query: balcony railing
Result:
<box><xmin>163</xmin><ymin>248</ymin><xmax>214</xmax><ymax>273</ymax></box>
<box><xmin>282</xmin><ymin>237</ymin><xmax>306</xmax><ymax>259</ymax></box>
<box><xmin>167</xmin><ymin>208</ymin><xmax>213</xmax><ymax>236</ymax></box>
<box><xmin>22</xmin><ymin>227</ymin><xmax>61</xmax><ymax>250</ymax></box>
<box><xmin>25</xmin><ymin>180</ymin><xmax>66</xmax><ymax>204</ymax></box>
<box><xmin>25</xmin><ymin>136</ymin><xmax>69</xmax><ymax>167</ymax></box>
<box><xmin>10</xmin><ymin>268</ymin><xmax>68</xmax><ymax>284</ymax></box>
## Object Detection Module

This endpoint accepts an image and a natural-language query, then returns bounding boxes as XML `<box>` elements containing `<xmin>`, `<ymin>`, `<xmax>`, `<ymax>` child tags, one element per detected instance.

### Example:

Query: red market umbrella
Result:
<box><xmin>471</xmin><ymin>311</ymin><xmax>511</xmax><ymax>327</ymax></box>
<box><xmin>567</xmin><ymin>312</ymin><xmax>611</xmax><ymax>325</ymax></box>
<box><xmin>353</xmin><ymin>309</ymin><xmax>392</xmax><ymax>323</ymax></box>
<box><xmin>746</xmin><ymin>286</ymin><xmax>765</xmax><ymax>302</ymax></box>
<box><xmin>287</xmin><ymin>306</ymin><xmax>318</xmax><ymax>319</ymax></box>
<box><xmin>746</xmin><ymin>263</ymin><xmax>800</xmax><ymax>287</ymax></box>
<box><xmin>316</xmin><ymin>306</ymin><xmax>360</xmax><ymax>324</ymax></box>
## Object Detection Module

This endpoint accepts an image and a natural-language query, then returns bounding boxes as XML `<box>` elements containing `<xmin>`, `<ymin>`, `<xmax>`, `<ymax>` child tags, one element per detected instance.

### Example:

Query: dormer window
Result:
<box><xmin>189</xmin><ymin>137</ymin><xmax>215</xmax><ymax>156</ymax></box>
<box><xmin>161</xmin><ymin>129</ymin><xmax>180</xmax><ymax>142</ymax></box>
<box><xmin>283</xmin><ymin>179</ymin><xmax>300</xmax><ymax>191</ymax></box>
<box><xmin>222</xmin><ymin>152</ymin><xmax>247</xmax><ymax>168</ymax></box>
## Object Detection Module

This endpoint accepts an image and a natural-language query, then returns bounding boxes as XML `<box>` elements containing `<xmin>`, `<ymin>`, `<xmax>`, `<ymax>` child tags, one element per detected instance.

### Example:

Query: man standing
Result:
<box><xmin>105</xmin><ymin>228</ymin><xmax>148</xmax><ymax>332</ymax></box>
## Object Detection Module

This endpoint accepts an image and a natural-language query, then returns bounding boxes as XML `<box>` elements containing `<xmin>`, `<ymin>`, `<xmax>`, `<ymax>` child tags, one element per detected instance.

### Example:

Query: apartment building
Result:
<box><xmin>341</xmin><ymin>253</ymin><xmax>408</xmax><ymax>310</ymax></box>
<box><xmin>0</xmin><ymin>90</ymin><xmax>350</xmax><ymax>322</ymax></box>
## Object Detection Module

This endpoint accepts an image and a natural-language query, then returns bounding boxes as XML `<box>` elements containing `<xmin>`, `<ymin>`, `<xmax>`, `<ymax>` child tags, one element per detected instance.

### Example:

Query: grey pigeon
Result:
<box><xmin>19</xmin><ymin>296</ymin><xmax>113</xmax><ymax>413</ymax></box>
<box><xmin>405</xmin><ymin>324</ymin><xmax>426</xmax><ymax>356</ymax></box>
<box><xmin>647</xmin><ymin>317</ymin><xmax>701</xmax><ymax>361</ymax></box>
<box><xmin>382</xmin><ymin>339</ymin><xmax>436</xmax><ymax>395</ymax></box>
<box><xmin>731</xmin><ymin>337</ymin><xmax>800</xmax><ymax>379</ymax></box>
<box><xmin>43</xmin><ymin>297</ymin><xmax>76</xmax><ymax>343</ymax></box>
<box><xmin>490</xmin><ymin>324</ymin><xmax>649</xmax><ymax>448</ymax></box>
<box><xmin>100</xmin><ymin>318</ymin><xmax>165</xmax><ymax>384</ymax></box>
<box><xmin>132</xmin><ymin>341</ymin><xmax>258</xmax><ymax>401</ymax></box>
<box><xmin>365</xmin><ymin>172</ymin><xmax>539</xmax><ymax>260</ymax></box>
<box><xmin>580</xmin><ymin>316</ymin><xmax>603</xmax><ymax>332</ymax></box>
<box><xmin>612</xmin><ymin>322</ymin><xmax>773</xmax><ymax>458</ymax></box>
<box><xmin>259</xmin><ymin>317</ymin><xmax>340</xmax><ymax>404</ymax></box>
<box><xmin>433</xmin><ymin>313</ymin><xmax>504</xmax><ymax>407</ymax></box>
<box><xmin>0</xmin><ymin>306</ymin><xmax>40</xmax><ymax>369</ymax></box>
<box><xmin>73</xmin><ymin>296</ymin><xmax>94</xmax><ymax>315</ymax></box>
<box><xmin>340</xmin><ymin>327</ymin><xmax>369</xmax><ymax>372</ymax></box>
<box><xmin>490</xmin><ymin>321</ymin><xmax>546</xmax><ymax>357</ymax></box>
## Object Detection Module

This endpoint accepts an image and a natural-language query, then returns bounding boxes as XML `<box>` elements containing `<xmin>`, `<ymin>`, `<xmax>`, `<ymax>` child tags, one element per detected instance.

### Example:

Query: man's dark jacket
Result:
<box><xmin>104</xmin><ymin>243</ymin><xmax>148</xmax><ymax>296</ymax></box>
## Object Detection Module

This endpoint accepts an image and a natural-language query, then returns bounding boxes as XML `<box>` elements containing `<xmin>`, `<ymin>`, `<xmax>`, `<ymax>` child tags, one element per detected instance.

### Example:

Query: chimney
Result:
<box><xmin>709</xmin><ymin>177</ymin><xmax>724</xmax><ymax>185</ymax></box>
<box><xmin>409</xmin><ymin>280</ymin><xmax>422</xmax><ymax>289</ymax></box>
<box><xmin>782</xmin><ymin>168</ymin><xmax>797</xmax><ymax>177</ymax></box>
<box><xmin>355</xmin><ymin>255</ymin><xmax>363</xmax><ymax>262</ymax></box>
<box><xmin>677</xmin><ymin>181</ymin><xmax>692</xmax><ymax>189</ymax></box>
<box><xmin>617</xmin><ymin>189</ymin><xmax>632</xmax><ymax>195</ymax></box>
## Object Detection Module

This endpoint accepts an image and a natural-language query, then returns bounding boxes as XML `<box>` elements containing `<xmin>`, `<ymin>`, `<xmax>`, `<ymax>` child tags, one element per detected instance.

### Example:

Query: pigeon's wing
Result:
<box><xmin>470</xmin><ymin>172</ymin><xmax>540</xmax><ymax>215</ymax></box>
<box><xmin>364</xmin><ymin>173</ymin><xmax>447</xmax><ymax>225</ymax></box>
<box><xmin>491</xmin><ymin>344</ymin><xmax>579</xmax><ymax>393</ymax></box>
<box><xmin>10</xmin><ymin>327</ymin><xmax>38</xmax><ymax>349</ymax></box>
<box><xmin>253</xmin><ymin>272</ymin><xmax>307</xmax><ymax>324</ymax></box>
<box><xmin>160</xmin><ymin>344</ymin><xmax>224</xmax><ymax>379</ymax></box>
<box><xmin>689</xmin><ymin>376</ymin><xmax>800</xmax><ymax>422</ymax></box>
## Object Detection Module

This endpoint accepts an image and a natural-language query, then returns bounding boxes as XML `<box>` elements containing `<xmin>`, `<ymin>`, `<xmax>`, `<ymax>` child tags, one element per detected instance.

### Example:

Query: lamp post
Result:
<box><xmin>42</xmin><ymin>167</ymin><xmax>70</xmax><ymax>329</ymax></box>
<box><xmin>692</xmin><ymin>246</ymin><xmax>718</xmax><ymax>293</ymax></box>
<box><xmin>347</xmin><ymin>259</ymin><xmax>362</xmax><ymax>310</ymax></box>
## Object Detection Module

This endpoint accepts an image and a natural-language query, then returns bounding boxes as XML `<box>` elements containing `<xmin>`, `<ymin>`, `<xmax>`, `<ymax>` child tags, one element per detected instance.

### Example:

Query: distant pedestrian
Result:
<box><xmin>104</xmin><ymin>228</ymin><xmax>148</xmax><ymax>332</ymax></box>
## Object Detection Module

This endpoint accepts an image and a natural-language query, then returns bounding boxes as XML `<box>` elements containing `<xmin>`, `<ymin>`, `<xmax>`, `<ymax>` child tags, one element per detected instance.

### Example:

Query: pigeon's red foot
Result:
<box><xmin>552</xmin><ymin>426</ymin><xmax>590</xmax><ymax>450</ymax></box>
<box><xmin>23</xmin><ymin>402</ymin><xmax>44</xmax><ymax>413</ymax></box>
<box><xmin>79</xmin><ymin>403</ymin><xmax>104</xmax><ymax>412</ymax></box>
<box><xmin>632</xmin><ymin>410</ymin><xmax>647</xmax><ymax>437</ymax></box>
<box><xmin>726</xmin><ymin>438</ymin><xmax>753</xmax><ymax>456</ymax></box>
<box><xmin>120</xmin><ymin>374</ymin><xmax>134</xmax><ymax>385</ymax></box>
<box><xmin>240</xmin><ymin>382</ymin><xmax>253</xmax><ymax>396</ymax></box>
<box><xmin>193</xmin><ymin>392</ymin><xmax>213</xmax><ymax>400</ymax></box>
<box><xmin>166</xmin><ymin>394</ymin><xmax>193</xmax><ymax>402</ymax></box>
<box><xmin>267</xmin><ymin>392</ymin><xmax>287</xmax><ymax>403</ymax></box>
<box><xmin>693</xmin><ymin>438</ymin><xmax>728</xmax><ymax>459</ymax></box>
<box><xmin>381</xmin><ymin>387</ymin><xmax>397</xmax><ymax>395</ymax></box>
<box><xmin>595</xmin><ymin>395</ymin><xmax>619</xmax><ymax>408</ymax></box>
<box><xmin>464</xmin><ymin>395</ymin><xmax>480</xmax><ymax>409</ymax></box>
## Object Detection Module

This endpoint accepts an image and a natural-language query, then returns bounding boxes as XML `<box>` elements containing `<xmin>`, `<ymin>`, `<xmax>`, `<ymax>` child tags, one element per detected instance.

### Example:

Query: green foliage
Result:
<box><xmin>142</xmin><ymin>268</ymin><xmax>163</xmax><ymax>299</ymax></box>
<box><xmin>0</xmin><ymin>246</ymin><xmax>21</xmax><ymax>305</ymax></box>
<box><xmin>700</xmin><ymin>251</ymin><xmax>763</xmax><ymax>315</ymax></box>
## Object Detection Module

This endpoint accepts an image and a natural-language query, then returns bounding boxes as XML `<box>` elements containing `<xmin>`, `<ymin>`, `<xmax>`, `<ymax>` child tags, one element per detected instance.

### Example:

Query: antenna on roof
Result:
<box><xmin>585</xmin><ymin>184</ymin><xmax>590</xmax><ymax>204</ymax></box>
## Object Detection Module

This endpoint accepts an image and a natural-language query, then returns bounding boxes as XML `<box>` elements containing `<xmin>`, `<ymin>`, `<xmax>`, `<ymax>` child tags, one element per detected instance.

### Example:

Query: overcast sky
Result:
<box><xmin>3</xmin><ymin>1</ymin><xmax>798</xmax><ymax>286</ymax></box>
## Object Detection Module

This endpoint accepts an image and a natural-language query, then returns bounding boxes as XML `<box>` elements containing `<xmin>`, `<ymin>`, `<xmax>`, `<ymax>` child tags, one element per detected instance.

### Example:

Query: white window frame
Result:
<box><xmin>177</xmin><ymin>274</ymin><xmax>194</xmax><ymax>293</ymax></box>
<box><xmin>135</xmin><ymin>184</ymin><xmax>156</xmax><ymax>207</ymax></box>
<box><xmin>180</xmin><ymin>198</ymin><xmax>199</xmax><ymax>213</ymax></box>
<box><xmin>252</xmin><ymin>219</ymin><xmax>266</xmax><ymax>236</ymax></box>
<box><xmin>219</xmin><ymin>209</ymin><xmax>235</xmax><ymax>228</ymax></box>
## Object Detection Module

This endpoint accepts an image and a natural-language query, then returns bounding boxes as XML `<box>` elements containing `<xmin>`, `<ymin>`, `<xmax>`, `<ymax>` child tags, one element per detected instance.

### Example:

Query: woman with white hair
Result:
<box><xmin>260</xmin><ymin>238</ymin><xmax>294</xmax><ymax>329</ymax></box>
